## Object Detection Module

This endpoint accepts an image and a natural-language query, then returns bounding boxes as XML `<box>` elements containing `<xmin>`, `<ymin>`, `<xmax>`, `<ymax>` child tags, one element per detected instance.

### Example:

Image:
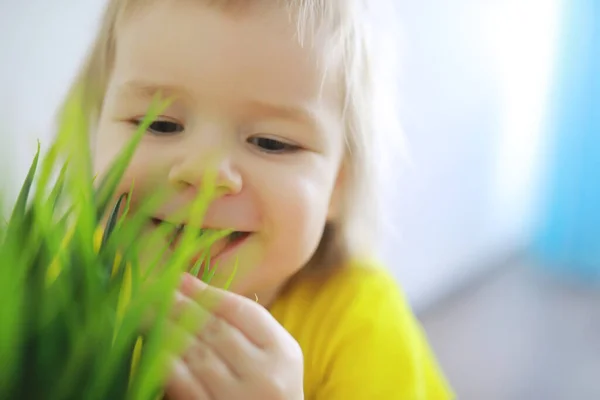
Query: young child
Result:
<box><xmin>67</xmin><ymin>0</ymin><xmax>454</xmax><ymax>398</ymax></box>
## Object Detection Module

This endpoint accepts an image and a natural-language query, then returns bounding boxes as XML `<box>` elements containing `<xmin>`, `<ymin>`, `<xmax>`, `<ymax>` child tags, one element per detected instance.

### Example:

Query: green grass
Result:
<box><xmin>0</xmin><ymin>88</ymin><xmax>232</xmax><ymax>400</ymax></box>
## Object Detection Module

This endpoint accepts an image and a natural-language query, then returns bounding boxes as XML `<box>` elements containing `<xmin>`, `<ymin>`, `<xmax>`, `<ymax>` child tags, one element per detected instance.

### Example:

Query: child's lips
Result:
<box><xmin>150</xmin><ymin>217</ymin><xmax>251</xmax><ymax>267</ymax></box>
<box><xmin>189</xmin><ymin>232</ymin><xmax>251</xmax><ymax>276</ymax></box>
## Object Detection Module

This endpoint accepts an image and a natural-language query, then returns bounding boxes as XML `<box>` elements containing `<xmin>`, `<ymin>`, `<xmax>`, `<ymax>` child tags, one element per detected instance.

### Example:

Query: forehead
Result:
<box><xmin>110</xmin><ymin>1</ymin><xmax>342</xmax><ymax>113</ymax></box>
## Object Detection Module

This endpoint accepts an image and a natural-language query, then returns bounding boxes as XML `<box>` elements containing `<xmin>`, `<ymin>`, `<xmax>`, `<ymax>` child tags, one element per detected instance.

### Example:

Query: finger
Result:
<box><xmin>196</xmin><ymin>305</ymin><xmax>263</xmax><ymax>377</ymax></box>
<box><xmin>180</xmin><ymin>273</ymin><xmax>282</xmax><ymax>349</ymax></box>
<box><xmin>182</xmin><ymin>334</ymin><xmax>238</xmax><ymax>399</ymax></box>
<box><xmin>164</xmin><ymin>355</ymin><xmax>212</xmax><ymax>400</ymax></box>
<box><xmin>163</xmin><ymin>317</ymin><xmax>197</xmax><ymax>357</ymax></box>
<box><xmin>174</xmin><ymin>287</ymin><xmax>262</xmax><ymax>376</ymax></box>
<box><xmin>171</xmin><ymin>290</ymin><xmax>212</xmax><ymax>334</ymax></box>
<box><xmin>167</xmin><ymin>319</ymin><xmax>238</xmax><ymax>398</ymax></box>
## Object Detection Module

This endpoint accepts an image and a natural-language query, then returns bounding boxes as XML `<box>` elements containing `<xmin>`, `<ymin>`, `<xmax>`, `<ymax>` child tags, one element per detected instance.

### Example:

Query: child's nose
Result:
<box><xmin>167</xmin><ymin>150</ymin><xmax>242</xmax><ymax>197</ymax></box>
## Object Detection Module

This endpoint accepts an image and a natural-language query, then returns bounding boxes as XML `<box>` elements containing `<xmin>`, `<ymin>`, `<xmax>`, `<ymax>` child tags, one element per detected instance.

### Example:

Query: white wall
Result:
<box><xmin>381</xmin><ymin>0</ymin><xmax>561</xmax><ymax>309</ymax></box>
<box><xmin>0</xmin><ymin>0</ymin><xmax>107</xmax><ymax>199</ymax></box>
<box><xmin>0</xmin><ymin>1</ymin><xmax>560</xmax><ymax>309</ymax></box>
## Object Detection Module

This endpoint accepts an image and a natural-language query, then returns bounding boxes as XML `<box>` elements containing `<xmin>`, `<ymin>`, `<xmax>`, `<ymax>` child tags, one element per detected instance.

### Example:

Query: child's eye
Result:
<box><xmin>134</xmin><ymin>119</ymin><xmax>184</xmax><ymax>136</ymax></box>
<box><xmin>248</xmin><ymin>137</ymin><xmax>300</xmax><ymax>153</ymax></box>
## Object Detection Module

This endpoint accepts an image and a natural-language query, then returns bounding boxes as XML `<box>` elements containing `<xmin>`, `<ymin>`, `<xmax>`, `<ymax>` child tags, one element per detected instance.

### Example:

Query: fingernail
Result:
<box><xmin>180</xmin><ymin>273</ymin><xmax>191</xmax><ymax>285</ymax></box>
<box><xmin>180</xmin><ymin>272</ymin><xmax>194</xmax><ymax>288</ymax></box>
<box><xmin>180</xmin><ymin>272</ymin><xmax>207</xmax><ymax>290</ymax></box>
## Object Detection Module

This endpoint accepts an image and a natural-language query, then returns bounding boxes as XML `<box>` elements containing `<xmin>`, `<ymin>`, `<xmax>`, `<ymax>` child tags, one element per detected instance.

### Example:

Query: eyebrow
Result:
<box><xmin>116</xmin><ymin>80</ymin><xmax>191</xmax><ymax>102</ymax></box>
<box><xmin>117</xmin><ymin>80</ymin><xmax>319</xmax><ymax>128</ymax></box>
<box><xmin>245</xmin><ymin>100</ymin><xmax>319</xmax><ymax>129</ymax></box>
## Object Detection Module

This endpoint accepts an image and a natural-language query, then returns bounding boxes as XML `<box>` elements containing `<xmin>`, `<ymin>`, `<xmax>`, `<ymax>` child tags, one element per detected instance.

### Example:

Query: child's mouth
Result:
<box><xmin>149</xmin><ymin>217</ymin><xmax>251</xmax><ymax>265</ymax></box>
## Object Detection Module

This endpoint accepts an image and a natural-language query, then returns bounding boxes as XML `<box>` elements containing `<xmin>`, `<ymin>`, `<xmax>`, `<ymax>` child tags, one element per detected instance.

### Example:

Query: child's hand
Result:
<box><xmin>165</xmin><ymin>274</ymin><xmax>304</xmax><ymax>400</ymax></box>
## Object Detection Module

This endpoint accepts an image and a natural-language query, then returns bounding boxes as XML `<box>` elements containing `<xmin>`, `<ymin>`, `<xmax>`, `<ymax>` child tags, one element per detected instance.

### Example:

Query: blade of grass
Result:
<box><xmin>6</xmin><ymin>142</ymin><xmax>40</xmax><ymax>237</ymax></box>
<box><xmin>189</xmin><ymin>250</ymin><xmax>207</xmax><ymax>279</ymax></box>
<box><xmin>101</xmin><ymin>193</ymin><xmax>128</xmax><ymax>249</ymax></box>
<box><xmin>95</xmin><ymin>95</ymin><xmax>172</xmax><ymax>221</ymax></box>
<box><xmin>47</xmin><ymin>162</ymin><xmax>69</xmax><ymax>213</ymax></box>
<box><xmin>222</xmin><ymin>257</ymin><xmax>238</xmax><ymax>290</ymax></box>
<box><xmin>33</xmin><ymin>140</ymin><xmax>60</xmax><ymax>207</ymax></box>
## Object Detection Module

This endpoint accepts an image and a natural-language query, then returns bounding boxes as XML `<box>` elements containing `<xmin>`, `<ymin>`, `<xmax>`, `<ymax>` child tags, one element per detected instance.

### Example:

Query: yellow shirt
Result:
<box><xmin>269</xmin><ymin>259</ymin><xmax>454</xmax><ymax>400</ymax></box>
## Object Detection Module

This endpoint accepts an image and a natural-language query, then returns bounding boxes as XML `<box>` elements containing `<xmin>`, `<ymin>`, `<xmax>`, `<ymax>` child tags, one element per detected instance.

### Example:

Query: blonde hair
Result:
<box><xmin>64</xmin><ymin>0</ymin><xmax>404</xmax><ymax>273</ymax></box>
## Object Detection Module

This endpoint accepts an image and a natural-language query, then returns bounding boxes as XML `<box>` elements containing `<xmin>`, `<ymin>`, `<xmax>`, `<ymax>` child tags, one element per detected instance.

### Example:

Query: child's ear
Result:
<box><xmin>327</xmin><ymin>162</ymin><xmax>346</xmax><ymax>221</ymax></box>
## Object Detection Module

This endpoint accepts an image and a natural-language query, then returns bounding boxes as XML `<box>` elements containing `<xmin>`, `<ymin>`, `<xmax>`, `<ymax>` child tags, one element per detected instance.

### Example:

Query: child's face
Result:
<box><xmin>92</xmin><ymin>2</ymin><xmax>345</xmax><ymax>302</ymax></box>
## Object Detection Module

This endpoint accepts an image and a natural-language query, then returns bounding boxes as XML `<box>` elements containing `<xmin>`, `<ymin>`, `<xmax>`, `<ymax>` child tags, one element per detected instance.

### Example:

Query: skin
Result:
<box><xmin>92</xmin><ymin>2</ymin><xmax>346</xmax><ymax>399</ymax></box>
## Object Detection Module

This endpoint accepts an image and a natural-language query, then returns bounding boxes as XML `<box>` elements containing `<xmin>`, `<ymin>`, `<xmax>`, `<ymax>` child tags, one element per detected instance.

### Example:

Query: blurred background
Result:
<box><xmin>1</xmin><ymin>0</ymin><xmax>599</xmax><ymax>399</ymax></box>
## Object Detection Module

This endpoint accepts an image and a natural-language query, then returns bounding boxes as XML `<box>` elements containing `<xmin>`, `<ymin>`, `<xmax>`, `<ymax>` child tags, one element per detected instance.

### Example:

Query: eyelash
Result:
<box><xmin>133</xmin><ymin>119</ymin><xmax>184</xmax><ymax>136</ymax></box>
<box><xmin>247</xmin><ymin>137</ymin><xmax>300</xmax><ymax>154</ymax></box>
<box><xmin>132</xmin><ymin>119</ymin><xmax>300</xmax><ymax>154</ymax></box>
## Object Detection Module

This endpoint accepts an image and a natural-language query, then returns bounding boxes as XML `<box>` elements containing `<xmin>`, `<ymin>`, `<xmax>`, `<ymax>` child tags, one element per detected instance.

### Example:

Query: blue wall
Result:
<box><xmin>534</xmin><ymin>0</ymin><xmax>600</xmax><ymax>280</ymax></box>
